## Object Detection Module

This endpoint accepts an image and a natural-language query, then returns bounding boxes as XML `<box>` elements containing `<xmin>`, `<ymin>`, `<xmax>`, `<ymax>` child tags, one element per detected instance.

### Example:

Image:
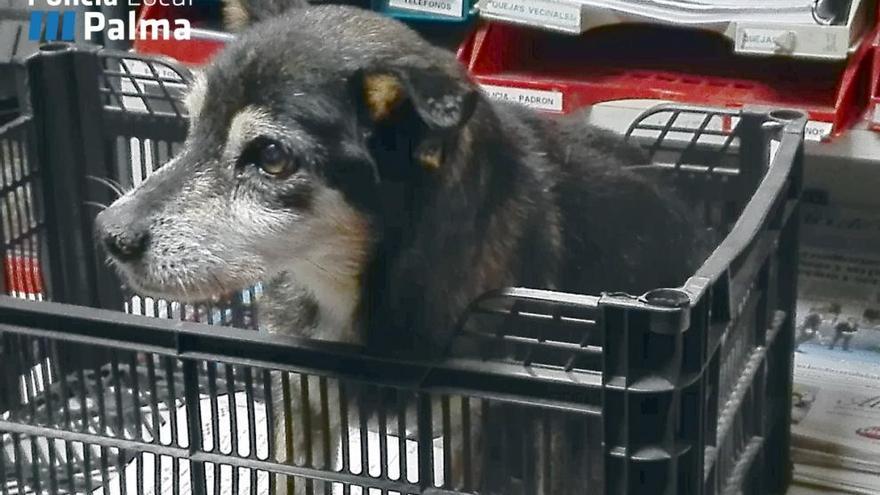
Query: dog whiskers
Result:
<box><xmin>174</xmin><ymin>275</ymin><xmax>190</xmax><ymax>301</ymax></box>
<box><xmin>84</xmin><ymin>201</ymin><xmax>109</xmax><ymax>211</ymax></box>
<box><xmin>86</xmin><ymin>175</ymin><xmax>128</xmax><ymax>198</ymax></box>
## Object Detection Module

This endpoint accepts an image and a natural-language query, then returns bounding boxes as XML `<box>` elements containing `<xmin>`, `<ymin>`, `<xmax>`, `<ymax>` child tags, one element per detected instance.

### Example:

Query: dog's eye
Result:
<box><xmin>258</xmin><ymin>141</ymin><xmax>292</xmax><ymax>176</ymax></box>
<box><xmin>243</xmin><ymin>139</ymin><xmax>295</xmax><ymax>178</ymax></box>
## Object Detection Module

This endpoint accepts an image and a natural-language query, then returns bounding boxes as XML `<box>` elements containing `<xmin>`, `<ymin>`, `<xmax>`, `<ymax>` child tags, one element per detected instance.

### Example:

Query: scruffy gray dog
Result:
<box><xmin>95</xmin><ymin>2</ymin><xmax>708</xmax><ymax>492</ymax></box>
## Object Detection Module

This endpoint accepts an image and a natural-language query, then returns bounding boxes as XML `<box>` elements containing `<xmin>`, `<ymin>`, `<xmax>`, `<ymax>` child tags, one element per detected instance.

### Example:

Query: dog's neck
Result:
<box><xmin>284</xmin><ymin>257</ymin><xmax>363</xmax><ymax>344</ymax></box>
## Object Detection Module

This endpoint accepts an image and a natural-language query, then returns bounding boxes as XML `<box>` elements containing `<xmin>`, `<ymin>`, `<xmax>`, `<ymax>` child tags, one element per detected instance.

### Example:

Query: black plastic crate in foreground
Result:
<box><xmin>0</xmin><ymin>44</ymin><xmax>805</xmax><ymax>495</ymax></box>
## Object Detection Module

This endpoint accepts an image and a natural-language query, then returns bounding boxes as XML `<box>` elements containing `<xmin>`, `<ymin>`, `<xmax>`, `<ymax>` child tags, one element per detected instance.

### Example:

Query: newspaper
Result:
<box><xmin>793</xmin><ymin>459</ymin><xmax>880</xmax><ymax>495</ymax></box>
<box><xmin>792</xmin><ymin>202</ymin><xmax>880</xmax><ymax>492</ymax></box>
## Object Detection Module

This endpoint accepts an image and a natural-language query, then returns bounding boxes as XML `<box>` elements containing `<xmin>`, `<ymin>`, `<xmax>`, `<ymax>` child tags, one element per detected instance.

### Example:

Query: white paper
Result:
<box><xmin>88</xmin><ymin>392</ymin><xmax>447</xmax><ymax>495</ymax></box>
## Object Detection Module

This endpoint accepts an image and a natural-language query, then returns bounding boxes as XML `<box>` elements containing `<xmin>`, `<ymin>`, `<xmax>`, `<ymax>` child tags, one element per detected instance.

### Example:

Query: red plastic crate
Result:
<box><xmin>133</xmin><ymin>4</ymin><xmax>229</xmax><ymax>66</ymax></box>
<box><xmin>459</xmin><ymin>21</ymin><xmax>880</xmax><ymax>140</ymax></box>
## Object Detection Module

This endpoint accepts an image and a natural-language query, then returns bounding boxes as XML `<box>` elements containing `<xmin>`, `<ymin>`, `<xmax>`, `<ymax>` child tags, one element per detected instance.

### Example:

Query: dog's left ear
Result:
<box><xmin>223</xmin><ymin>0</ymin><xmax>310</xmax><ymax>31</ymax></box>
<box><xmin>355</xmin><ymin>57</ymin><xmax>479</xmax><ymax>132</ymax></box>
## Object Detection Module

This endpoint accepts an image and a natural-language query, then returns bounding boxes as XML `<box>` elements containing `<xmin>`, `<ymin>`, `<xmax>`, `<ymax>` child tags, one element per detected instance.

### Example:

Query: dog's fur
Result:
<box><xmin>95</xmin><ymin>4</ymin><xmax>709</xmax><ymax>493</ymax></box>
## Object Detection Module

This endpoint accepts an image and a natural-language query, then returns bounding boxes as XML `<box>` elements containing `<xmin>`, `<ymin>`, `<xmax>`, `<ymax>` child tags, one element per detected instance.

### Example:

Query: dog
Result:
<box><xmin>95</xmin><ymin>4</ymin><xmax>710</xmax><ymax>493</ymax></box>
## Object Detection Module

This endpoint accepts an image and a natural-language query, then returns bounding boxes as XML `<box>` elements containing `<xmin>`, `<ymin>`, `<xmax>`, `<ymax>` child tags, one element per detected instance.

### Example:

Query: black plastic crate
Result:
<box><xmin>0</xmin><ymin>44</ymin><xmax>805</xmax><ymax>495</ymax></box>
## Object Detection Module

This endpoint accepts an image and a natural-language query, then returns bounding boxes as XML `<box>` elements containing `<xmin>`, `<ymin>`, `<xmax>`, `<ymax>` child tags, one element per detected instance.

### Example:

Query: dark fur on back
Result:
<box><xmin>361</xmin><ymin>100</ymin><xmax>709</xmax><ymax>354</ymax></box>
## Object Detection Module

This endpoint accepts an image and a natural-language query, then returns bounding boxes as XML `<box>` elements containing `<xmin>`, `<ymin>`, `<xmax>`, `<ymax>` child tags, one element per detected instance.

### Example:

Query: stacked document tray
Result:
<box><xmin>478</xmin><ymin>0</ymin><xmax>874</xmax><ymax>59</ymax></box>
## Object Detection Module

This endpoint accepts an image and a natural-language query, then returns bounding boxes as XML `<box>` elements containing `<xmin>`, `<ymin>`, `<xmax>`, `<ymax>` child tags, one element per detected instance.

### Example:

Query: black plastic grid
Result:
<box><xmin>98</xmin><ymin>51</ymin><xmax>190</xmax><ymax>118</ymax></box>
<box><xmin>0</xmin><ymin>100</ymin><xmax>19</xmax><ymax>127</ymax></box>
<box><xmin>454</xmin><ymin>288</ymin><xmax>604</xmax><ymax>376</ymax></box>
<box><xmin>0</xmin><ymin>115</ymin><xmax>43</xmax><ymax>301</ymax></box>
<box><xmin>0</xmin><ymin>300</ymin><xmax>604</xmax><ymax>495</ymax></box>
<box><xmin>0</xmin><ymin>45</ymin><xmax>806</xmax><ymax>495</ymax></box>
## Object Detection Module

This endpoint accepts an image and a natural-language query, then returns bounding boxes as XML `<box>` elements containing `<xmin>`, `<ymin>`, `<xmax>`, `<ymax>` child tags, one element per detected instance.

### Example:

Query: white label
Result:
<box><xmin>388</xmin><ymin>0</ymin><xmax>464</xmax><ymax>18</ymax></box>
<box><xmin>804</xmin><ymin>121</ymin><xmax>833</xmax><ymax>142</ymax></box>
<box><xmin>480</xmin><ymin>84</ymin><xmax>564</xmax><ymax>112</ymax></box>
<box><xmin>736</xmin><ymin>27</ymin><xmax>797</xmax><ymax>54</ymax></box>
<box><xmin>732</xmin><ymin>116</ymin><xmax>831</xmax><ymax>143</ymax></box>
<box><xmin>481</xmin><ymin>0</ymin><xmax>581</xmax><ymax>31</ymax></box>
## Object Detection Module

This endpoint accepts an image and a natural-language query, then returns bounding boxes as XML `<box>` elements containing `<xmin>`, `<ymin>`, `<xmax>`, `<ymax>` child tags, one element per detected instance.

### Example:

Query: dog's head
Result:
<box><xmin>94</xmin><ymin>7</ymin><xmax>479</xmax><ymax>309</ymax></box>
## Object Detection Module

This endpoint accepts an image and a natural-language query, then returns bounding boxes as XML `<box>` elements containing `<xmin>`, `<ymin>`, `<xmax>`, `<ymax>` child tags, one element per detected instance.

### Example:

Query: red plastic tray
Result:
<box><xmin>458</xmin><ymin>21</ymin><xmax>880</xmax><ymax>139</ymax></box>
<box><xmin>868</xmin><ymin>28</ymin><xmax>880</xmax><ymax>130</ymax></box>
<box><xmin>132</xmin><ymin>4</ymin><xmax>228</xmax><ymax>66</ymax></box>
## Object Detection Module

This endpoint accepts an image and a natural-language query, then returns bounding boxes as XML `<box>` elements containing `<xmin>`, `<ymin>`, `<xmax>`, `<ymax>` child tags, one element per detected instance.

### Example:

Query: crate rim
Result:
<box><xmin>685</xmin><ymin>107</ymin><xmax>806</xmax><ymax>300</ymax></box>
<box><xmin>0</xmin><ymin>293</ymin><xmax>608</xmax><ymax>412</ymax></box>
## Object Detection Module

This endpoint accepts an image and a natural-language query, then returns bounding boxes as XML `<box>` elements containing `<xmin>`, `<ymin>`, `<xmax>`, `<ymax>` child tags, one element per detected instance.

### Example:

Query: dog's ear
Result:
<box><xmin>355</xmin><ymin>57</ymin><xmax>479</xmax><ymax>132</ymax></box>
<box><xmin>223</xmin><ymin>0</ymin><xmax>310</xmax><ymax>31</ymax></box>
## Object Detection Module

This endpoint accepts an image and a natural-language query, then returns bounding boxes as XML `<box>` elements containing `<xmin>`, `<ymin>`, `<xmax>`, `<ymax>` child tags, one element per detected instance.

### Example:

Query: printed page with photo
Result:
<box><xmin>791</xmin><ymin>202</ymin><xmax>880</xmax><ymax>491</ymax></box>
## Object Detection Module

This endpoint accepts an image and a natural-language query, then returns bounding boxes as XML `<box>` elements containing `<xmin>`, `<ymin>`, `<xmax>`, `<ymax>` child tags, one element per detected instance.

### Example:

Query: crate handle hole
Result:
<box><xmin>642</xmin><ymin>288</ymin><xmax>690</xmax><ymax>308</ymax></box>
<box><xmin>769</xmin><ymin>109</ymin><xmax>805</xmax><ymax>122</ymax></box>
<box><xmin>39</xmin><ymin>43</ymin><xmax>74</xmax><ymax>53</ymax></box>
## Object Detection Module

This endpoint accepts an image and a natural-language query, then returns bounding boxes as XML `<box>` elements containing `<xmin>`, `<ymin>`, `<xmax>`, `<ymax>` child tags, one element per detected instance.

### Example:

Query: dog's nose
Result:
<box><xmin>95</xmin><ymin>210</ymin><xmax>150</xmax><ymax>262</ymax></box>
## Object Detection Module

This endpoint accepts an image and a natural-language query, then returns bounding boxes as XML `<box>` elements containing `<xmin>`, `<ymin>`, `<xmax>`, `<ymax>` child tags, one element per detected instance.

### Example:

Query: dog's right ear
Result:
<box><xmin>352</xmin><ymin>58</ymin><xmax>478</xmax><ymax>172</ymax></box>
<box><xmin>354</xmin><ymin>57</ymin><xmax>478</xmax><ymax>132</ymax></box>
<box><xmin>223</xmin><ymin>0</ymin><xmax>310</xmax><ymax>31</ymax></box>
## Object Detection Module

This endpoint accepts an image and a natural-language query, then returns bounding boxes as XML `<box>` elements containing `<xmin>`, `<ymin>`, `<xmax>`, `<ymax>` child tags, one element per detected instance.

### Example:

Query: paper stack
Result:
<box><xmin>790</xmin><ymin>202</ymin><xmax>880</xmax><ymax>493</ymax></box>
